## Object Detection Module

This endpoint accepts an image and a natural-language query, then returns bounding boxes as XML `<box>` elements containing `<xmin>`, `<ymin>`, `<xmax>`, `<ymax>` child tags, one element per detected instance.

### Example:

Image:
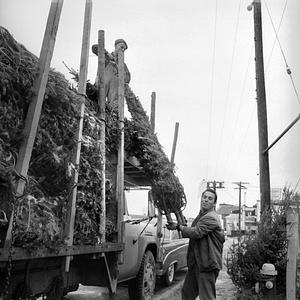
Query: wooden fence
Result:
<box><xmin>286</xmin><ymin>206</ymin><xmax>299</xmax><ymax>300</ymax></box>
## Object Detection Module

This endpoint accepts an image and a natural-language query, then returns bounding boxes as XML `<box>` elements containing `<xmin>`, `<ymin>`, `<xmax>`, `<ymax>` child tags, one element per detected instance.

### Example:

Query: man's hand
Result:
<box><xmin>166</xmin><ymin>222</ymin><xmax>178</xmax><ymax>231</ymax></box>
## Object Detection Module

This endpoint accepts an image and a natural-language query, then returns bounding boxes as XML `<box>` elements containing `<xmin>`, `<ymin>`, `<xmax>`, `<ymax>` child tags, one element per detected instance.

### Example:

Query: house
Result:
<box><xmin>217</xmin><ymin>202</ymin><xmax>259</xmax><ymax>236</ymax></box>
<box><xmin>216</xmin><ymin>203</ymin><xmax>239</xmax><ymax>231</ymax></box>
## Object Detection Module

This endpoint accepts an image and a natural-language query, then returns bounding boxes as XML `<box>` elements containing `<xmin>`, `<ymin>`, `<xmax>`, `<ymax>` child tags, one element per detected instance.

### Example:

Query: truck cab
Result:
<box><xmin>119</xmin><ymin>187</ymin><xmax>158</xmax><ymax>283</ymax></box>
<box><xmin>117</xmin><ymin>187</ymin><xmax>158</xmax><ymax>300</ymax></box>
<box><xmin>118</xmin><ymin>186</ymin><xmax>188</xmax><ymax>300</ymax></box>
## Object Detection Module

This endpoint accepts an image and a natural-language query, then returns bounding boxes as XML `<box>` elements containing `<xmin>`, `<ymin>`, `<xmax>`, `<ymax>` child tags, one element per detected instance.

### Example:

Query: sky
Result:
<box><xmin>1</xmin><ymin>0</ymin><xmax>299</xmax><ymax>217</ymax></box>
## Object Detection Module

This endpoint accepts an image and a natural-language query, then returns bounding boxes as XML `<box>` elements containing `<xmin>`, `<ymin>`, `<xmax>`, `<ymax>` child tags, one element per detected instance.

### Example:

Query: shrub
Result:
<box><xmin>227</xmin><ymin>188</ymin><xmax>297</xmax><ymax>297</ymax></box>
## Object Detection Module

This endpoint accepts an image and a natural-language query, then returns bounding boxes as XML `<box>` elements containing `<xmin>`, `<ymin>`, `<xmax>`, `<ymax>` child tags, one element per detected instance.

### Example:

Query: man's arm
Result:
<box><xmin>179</xmin><ymin>214</ymin><xmax>220</xmax><ymax>239</ymax></box>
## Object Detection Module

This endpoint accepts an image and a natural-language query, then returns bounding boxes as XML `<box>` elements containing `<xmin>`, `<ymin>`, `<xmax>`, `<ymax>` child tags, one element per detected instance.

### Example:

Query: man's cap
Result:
<box><xmin>115</xmin><ymin>39</ymin><xmax>128</xmax><ymax>50</ymax></box>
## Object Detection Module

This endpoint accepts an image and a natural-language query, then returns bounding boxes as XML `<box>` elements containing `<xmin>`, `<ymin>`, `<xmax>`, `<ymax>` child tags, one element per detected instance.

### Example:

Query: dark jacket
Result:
<box><xmin>181</xmin><ymin>209</ymin><xmax>225</xmax><ymax>272</ymax></box>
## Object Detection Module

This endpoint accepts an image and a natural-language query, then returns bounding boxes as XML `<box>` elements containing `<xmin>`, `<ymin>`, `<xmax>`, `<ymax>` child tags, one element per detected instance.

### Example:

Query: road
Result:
<box><xmin>64</xmin><ymin>269</ymin><xmax>187</xmax><ymax>300</ymax></box>
<box><xmin>65</xmin><ymin>238</ymin><xmax>237</xmax><ymax>300</ymax></box>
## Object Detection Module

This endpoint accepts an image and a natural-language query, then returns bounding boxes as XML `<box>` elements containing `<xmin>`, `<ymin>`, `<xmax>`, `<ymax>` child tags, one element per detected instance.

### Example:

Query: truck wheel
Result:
<box><xmin>128</xmin><ymin>250</ymin><xmax>156</xmax><ymax>300</ymax></box>
<box><xmin>163</xmin><ymin>262</ymin><xmax>175</xmax><ymax>286</ymax></box>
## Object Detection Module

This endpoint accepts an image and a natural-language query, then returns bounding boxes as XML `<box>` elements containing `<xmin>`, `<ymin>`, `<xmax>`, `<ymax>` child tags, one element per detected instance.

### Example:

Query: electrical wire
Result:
<box><xmin>226</xmin><ymin>106</ymin><xmax>256</xmax><ymax>180</ymax></box>
<box><xmin>293</xmin><ymin>175</ymin><xmax>300</xmax><ymax>193</ymax></box>
<box><xmin>222</xmin><ymin>46</ymin><xmax>254</xmax><ymax>178</ymax></box>
<box><xmin>263</xmin><ymin>0</ymin><xmax>300</xmax><ymax>106</ymax></box>
<box><xmin>213</xmin><ymin>0</ymin><xmax>242</xmax><ymax>179</ymax></box>
<box><xmin>206</xmin><ymin>0</ymin><xmax>218</xmax><ymax>179</ymax></box>
<box><xmin>264</xmin><ymin>0</ymin><xmax>287</xmax><ymax>71</ymax></box>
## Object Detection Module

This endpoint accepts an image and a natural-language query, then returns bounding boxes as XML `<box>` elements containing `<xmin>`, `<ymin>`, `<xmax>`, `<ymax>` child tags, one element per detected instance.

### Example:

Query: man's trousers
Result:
<box><xmin>182</xmin><ymin>264</ymin><xmax>219</xmax><ymax>300</ymax></box>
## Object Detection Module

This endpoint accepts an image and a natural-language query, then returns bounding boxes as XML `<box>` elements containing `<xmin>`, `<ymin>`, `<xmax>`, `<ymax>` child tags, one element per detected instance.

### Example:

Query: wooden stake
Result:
<box><xmin>97</xmin><ymin>30</ymin><xmax>106</xmax><ymax>243</ymax></box>
<box><xmin>286</xmin><ymin>207</ymin><xmax>298</xmax><ymax>300</ymax></box>
<box><xmin>64</xmin><ymin>0</ymin><xmax>92</xmax><ymax>271</ymax></box>
<box><xmin>150</xmin><ymin>92</ymin><xmax>156</xmax><ymax>132</ymax></box>
<box><xmin>169</xmin><ymin>122</ymin><xmax>186</xmax><ymax>235</ymax></box>
<box><xmin>116</xmin><ymin>49</ymin><xmax>125</xmax><ymax>263</ymax></box>
<box><xmin>4</xmin><ymin>0</ymin><xmax>64</xmax><ymax>247</ymax></box>
<box><xmin>150</xmin><ymin>92</ymin><xmax>163</xmax><ymax>260</ymax></box>
<box><xmin>170</xmin><ymin>122</ymin><xmax>179</xmax><ymax>164</ymax></box>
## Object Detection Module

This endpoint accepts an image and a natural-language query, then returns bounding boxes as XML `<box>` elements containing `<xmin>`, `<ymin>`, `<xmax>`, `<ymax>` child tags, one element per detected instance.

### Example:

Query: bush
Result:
<box><xmin>227</xmin><ymin>188</ymin><xmax>298</xmax><ymax>297</ymax></box>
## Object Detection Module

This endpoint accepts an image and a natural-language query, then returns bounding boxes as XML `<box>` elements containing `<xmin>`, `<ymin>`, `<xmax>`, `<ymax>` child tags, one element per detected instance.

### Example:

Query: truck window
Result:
<box><xmin>125</xmin><ymin>188</ymin><xmax>151</xmax><ymax>217</ymax></box>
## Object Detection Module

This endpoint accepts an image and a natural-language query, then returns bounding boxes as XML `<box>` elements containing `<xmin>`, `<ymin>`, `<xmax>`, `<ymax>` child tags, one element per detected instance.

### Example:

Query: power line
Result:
<box><xmin>263</xmin><ymin>0</ymin><xmax>300</xmax><ymax>106</ymax></box>
<box><xmin>293</xmin><ymin>175</ymin><xmax>300</xmax><ymax>193</ymax></box>
<box><xmin>233</xmin><ymin>181</ymin><xmax>249</xmax><ymax>235</ymax></box>
<box><xmin>226</xmin><ymin>106</ymin><xmax>256</xmax><ymax>180</ymax></box>
<box><xmin>264</xmin><ymin>0</ymin><xmax>287</xmax><ymax>71</ymax></box>
<box><xmin>222</xmin><ymin>46</ymin><xmax>254</xmax><ymax>177</ymax></box>
<box><xmin>213</xmin><ymin>0</ymin><xmax>242</xmax><ymax>178</ymax></box>
<box><xmin>206</xmin><ymin>0</ymin><xmax>218</xmax><ymax>178</ymax></box>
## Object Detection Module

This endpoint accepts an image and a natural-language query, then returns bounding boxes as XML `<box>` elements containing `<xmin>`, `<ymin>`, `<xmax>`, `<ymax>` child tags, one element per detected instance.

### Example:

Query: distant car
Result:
<box><xmin>157</xmin><ymin>225</ymin><xmax>189</xmax><ymax>286</ymax></box>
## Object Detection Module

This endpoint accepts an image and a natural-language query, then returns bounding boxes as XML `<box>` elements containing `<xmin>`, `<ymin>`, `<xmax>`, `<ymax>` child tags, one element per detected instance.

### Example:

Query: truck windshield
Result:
<box><xmin>125</xmin><ymin>188</ymin><xmax>151</xmax><ymax>217</ymax></box>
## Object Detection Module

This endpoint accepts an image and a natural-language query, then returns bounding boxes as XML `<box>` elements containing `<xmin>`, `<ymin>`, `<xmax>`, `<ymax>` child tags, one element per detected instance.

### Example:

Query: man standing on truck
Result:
<box><xmin>167</xmin><ymin>188</ymin><xmax>225</xmax><ymax>300</ymax></box>
<box><xmin>92</xmin><ymin>39</ymin><xmax>131</xmax><ymax>109</ymax></box>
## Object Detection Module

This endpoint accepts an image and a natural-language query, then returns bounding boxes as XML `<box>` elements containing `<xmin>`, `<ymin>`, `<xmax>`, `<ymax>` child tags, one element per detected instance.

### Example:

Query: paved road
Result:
<box><xmin>65</xmin><ymin>269</ymin><xmax>187</xmax><ymax>300</ymax></box>
<box><xmin>65</xmin><ymin>237</ymin><xmax>238</xmax><ymax>299</ymax></box>
<box><xmin>65</xmin><ymin>267</ymin><xmax>237</xmax><ymax>300</ymax></box>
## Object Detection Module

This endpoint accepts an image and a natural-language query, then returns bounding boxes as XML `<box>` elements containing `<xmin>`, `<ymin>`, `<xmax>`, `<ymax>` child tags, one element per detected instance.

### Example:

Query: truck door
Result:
<box><xmin>118</xmin><ymin>187</ymin><xmax>156</xmax><ymax>282</ymax></box>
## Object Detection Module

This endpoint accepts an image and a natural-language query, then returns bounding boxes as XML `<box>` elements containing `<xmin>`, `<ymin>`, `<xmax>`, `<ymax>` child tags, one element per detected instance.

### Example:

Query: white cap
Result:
<box><xmin>260</xmin><ymin>263</ymin><xmax>277</xmax><ymax>276</ymax></box>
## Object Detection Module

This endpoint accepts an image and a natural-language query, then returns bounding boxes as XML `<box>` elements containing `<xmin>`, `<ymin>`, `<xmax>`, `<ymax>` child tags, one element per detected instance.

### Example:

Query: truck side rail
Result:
<box><xmin>0</xmin><ymin>243</ymin><xmax>124</xmax><ymax>262</ymax></box>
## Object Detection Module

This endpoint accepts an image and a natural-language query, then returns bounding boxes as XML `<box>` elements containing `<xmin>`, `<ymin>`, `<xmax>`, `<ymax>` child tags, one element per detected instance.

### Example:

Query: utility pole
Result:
<box><xmin>249</xmin><ymin>0</ymin><xmax>271</xmax><ymax>212</ymax></box>
<box><xmin>206</xmin><ymin>180</ymin><xmax>225</xmax><ymax>192</ymax></box>
<box><xmin>233</xmin><ymin>182</ymin><xmax>249</xmax><ymax>236</ymax></box>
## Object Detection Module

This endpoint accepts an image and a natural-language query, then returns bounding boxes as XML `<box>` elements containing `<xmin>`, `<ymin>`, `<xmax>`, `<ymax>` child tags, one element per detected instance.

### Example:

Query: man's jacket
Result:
<box><xmin>181</xmin><ymin>209</ymin><xmax>225</xmax><ymax>272</ymax></box>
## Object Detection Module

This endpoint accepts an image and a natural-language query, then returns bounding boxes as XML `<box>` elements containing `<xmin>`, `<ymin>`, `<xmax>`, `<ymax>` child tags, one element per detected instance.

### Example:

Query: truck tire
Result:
<box><xmin>128</xmin><ymin>250</ymin><xmax>156</xmax><ymax>300</ymax></box>
<box><xmin>163</xmin><ymin>262</ymin><xmax>175</xmax><ymax>286</ymax></box>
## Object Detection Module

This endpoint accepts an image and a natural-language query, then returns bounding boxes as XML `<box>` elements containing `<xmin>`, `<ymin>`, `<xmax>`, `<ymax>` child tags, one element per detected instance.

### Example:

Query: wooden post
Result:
<box><xmin>286</xmin><ymin>207</ymin><xmax>298</xmax><ymax>300</ymax></box>
<box><xmin>4</xmin><ymin>0</ymin><xmax>64</xmax><ymax>247</ymax></box>
<box><xmin>169</xmin><ymin>122</ymin><xmax>185</xmax><ymax>235</ymax></box>
<box><xmin>150</xmin><ymin>92</ymin><xmax>156</xmax><ymax>132</ymax></box>
<box><xmin>252</xmin><ymin>0</ymin><xmax>271</xmax><ymax>212</ymax></box>
<box><xmin>64</xmin><ymin>0</ymin><xmax>92</xmax><ymax>272</ymax></box>
<box><xmin>233</xmin><ymin>182</ymin><xmax>248</xmax><ymax>238</ymax></box>
<box><xmin>116</xmin><ymin>49</ymin><xmax>125</xmax><ymax>263</ymax></box>
<box><xmin>97</xmin><ymin>30</ymin><xmax>106</xmax><ymax>243</ymax></box>
<box><xmin>264</xmin><ymin>113</ymin><xmax>300</xmax><ymax>154</ymax></box>
<box><xmin>150</xmin><ymin>92</ymin><xmax>163</xmax><ymax>260</ymax></box>
<box><xmin>170</xmin><ymin>122</ymin><xmax>179</xmax><ymax>164</ymax></box>
<box><xmin>238</xmin><ymin>183</ymin><xmax>242</xmax><ymax>235</ymax></box>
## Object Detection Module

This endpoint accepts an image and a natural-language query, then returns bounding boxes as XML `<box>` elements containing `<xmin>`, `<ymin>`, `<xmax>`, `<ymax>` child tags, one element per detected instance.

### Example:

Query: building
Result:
<box><xmin>217</xmin><ymin>202</ymin><xmax>259</xmax><ymax>236</ymax></box>
<box><xmin>216</xmin><ymin>204</ymin><xmax>239</xmax><ymax>231</ymax></box>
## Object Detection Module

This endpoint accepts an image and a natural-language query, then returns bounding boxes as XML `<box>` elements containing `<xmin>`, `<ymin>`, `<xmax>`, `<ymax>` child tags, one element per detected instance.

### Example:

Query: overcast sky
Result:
<box><xmin>1</xmin><ymin>0</ymin><xmax>299</xmax><ymax>217</ymax></box>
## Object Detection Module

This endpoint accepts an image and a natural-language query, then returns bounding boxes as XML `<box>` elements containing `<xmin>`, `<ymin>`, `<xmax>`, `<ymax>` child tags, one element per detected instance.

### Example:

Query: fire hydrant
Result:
<box><xmin>255</xmin><ymin>263</ymin><xmax>277</xmax><ymax>299</ymax></box>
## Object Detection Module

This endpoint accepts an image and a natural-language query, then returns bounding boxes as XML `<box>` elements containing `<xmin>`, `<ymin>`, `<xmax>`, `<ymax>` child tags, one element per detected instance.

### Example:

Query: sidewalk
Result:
<box><xmin>153</xmin><ymin>265</ymin><xmax>237</xmax><ymax>300</ymax></box>
<box><xmin>216</xmin><ymin>267</ymin><xmax>237</xmax><ymax>300</ymax></box>
<box><xmin>216</xmin><ymin>237</ymin><xmax>238</xmax><ymax>299</ymax></box>
<box><xmin>154</xmin><ymin>237</ymin><xmax>238</xmax><ymax>300</ymax></box>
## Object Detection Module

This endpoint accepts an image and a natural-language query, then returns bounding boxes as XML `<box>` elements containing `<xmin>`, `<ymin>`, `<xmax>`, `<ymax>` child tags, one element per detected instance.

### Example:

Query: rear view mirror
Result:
<box><xmin>148</xmin><ymin>191</ymin><xmax>156</xmax><ymax>218</ymax></box>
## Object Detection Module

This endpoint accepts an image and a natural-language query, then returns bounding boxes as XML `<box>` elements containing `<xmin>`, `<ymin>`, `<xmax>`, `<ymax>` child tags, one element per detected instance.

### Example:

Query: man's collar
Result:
<box><xmin>199</xmin><ymin>207</ymin><xmax>214</xmax><ymax>215</ymax></box>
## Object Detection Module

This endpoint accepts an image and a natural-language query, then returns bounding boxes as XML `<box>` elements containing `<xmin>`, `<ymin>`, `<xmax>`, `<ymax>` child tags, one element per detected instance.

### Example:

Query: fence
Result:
<box><xmin>286</xmin><ymin>206</ymin><xmax>299</xmax><ymax>300</ymax></box>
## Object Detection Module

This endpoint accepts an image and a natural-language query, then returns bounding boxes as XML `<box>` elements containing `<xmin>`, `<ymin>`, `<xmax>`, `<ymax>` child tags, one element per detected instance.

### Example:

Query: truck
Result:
<box><xmin>0</xmin><ymin>166</ymin><xmax>188</xmax><ymax>300</ymax></box>
<box><xmin>0</xmin><ymin>18</ymin><xmax>188</xmax><ymax>300</ymax></box>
